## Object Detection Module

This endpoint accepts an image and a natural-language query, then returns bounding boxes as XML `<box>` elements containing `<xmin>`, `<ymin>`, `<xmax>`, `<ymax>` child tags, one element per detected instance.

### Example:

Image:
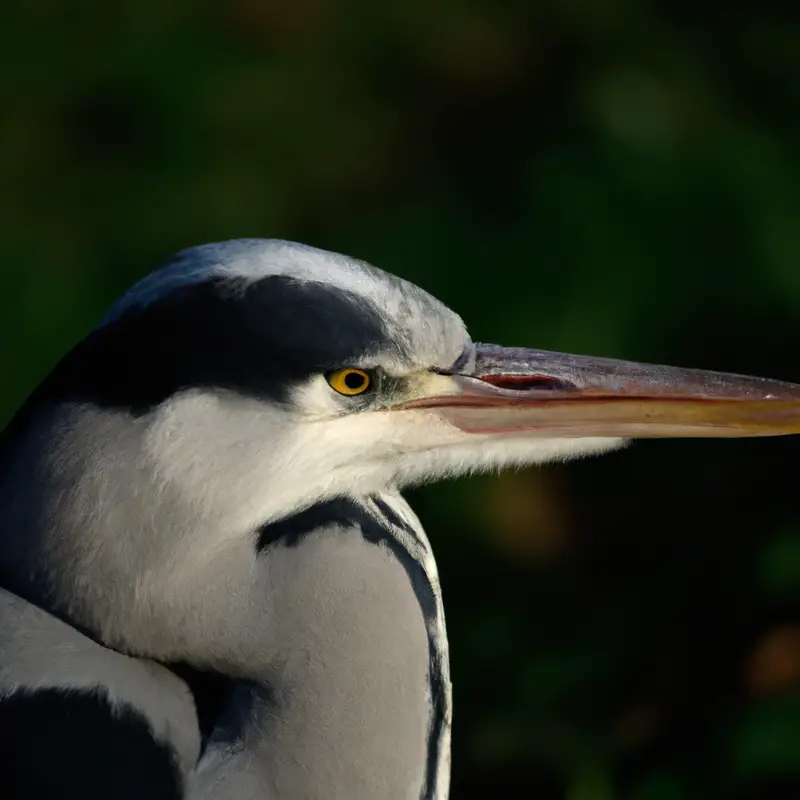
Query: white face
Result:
<box><xmin>142</xmin><ymin>380</ymin><xmax>625</xmax><ymax>537</ymax></box>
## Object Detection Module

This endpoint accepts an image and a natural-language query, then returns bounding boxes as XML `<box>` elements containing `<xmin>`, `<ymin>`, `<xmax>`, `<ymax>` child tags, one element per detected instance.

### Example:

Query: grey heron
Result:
<box><xmin>1</xmin><ymin>238</ymin><xmax>799</xmax><ymax>799</ymax></box>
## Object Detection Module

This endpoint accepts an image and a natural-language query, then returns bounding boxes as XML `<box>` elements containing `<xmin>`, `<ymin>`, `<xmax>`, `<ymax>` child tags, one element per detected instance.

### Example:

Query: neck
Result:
<box><xmin>0</xmin><ymin>406</ymin><xmax>452</xmax><ymax>799</ymax></box>
<box><xmin>188</xmin><ymin>495</ymin><xmax>452</xmax><ymax>800</ymax></box>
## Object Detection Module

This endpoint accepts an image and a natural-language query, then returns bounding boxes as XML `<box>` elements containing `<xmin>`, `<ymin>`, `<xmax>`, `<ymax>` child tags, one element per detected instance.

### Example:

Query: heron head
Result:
<box><xmin>20</xmin><ymin>238</ymin><xmax>800</xmax><ymax>530</ymax></box>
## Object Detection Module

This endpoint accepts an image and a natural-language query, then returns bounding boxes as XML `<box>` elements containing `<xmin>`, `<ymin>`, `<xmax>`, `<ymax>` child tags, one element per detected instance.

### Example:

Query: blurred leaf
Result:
<box><xmin>728</xmin><ymin>695</ymin><xmax>800</xmax><ymax>779</ymax></box>
<box><xmin>520</xmin><ymin>647</ymin><xmax>613</xmax><ymax>707</ymax></box>
<box><xmin>629</xmin><ymin>772</ymin><xmax>689</xmax><ymax>800</ymax></box>
<box><xmin>566</xmin><ymin>759</ymin><xmax>615</xmax><ymax>800</ymax></box>
<box><xmin>746</xmin><ymin>627</ymin><xmax>800</xmax><ymax>696</ymax></box>
<box><xmin>759</xmin><ymin>528</ymin><xmax>800</xmax><ymax>598</ymax></box>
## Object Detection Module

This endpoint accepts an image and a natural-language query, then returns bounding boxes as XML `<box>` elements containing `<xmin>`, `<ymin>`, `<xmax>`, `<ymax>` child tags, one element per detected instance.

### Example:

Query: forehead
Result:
<box><xmin>104</xmin><ymin>239</ymin><xmax>469</xmax><ymax>372</ymax></box>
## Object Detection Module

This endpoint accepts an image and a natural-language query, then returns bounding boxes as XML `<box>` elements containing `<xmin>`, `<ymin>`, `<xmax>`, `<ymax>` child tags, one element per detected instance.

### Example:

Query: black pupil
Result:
<box><xmin>344</xmin><ymin>371</ymin><xmax>366</xmax><ymax>390</ymax></box>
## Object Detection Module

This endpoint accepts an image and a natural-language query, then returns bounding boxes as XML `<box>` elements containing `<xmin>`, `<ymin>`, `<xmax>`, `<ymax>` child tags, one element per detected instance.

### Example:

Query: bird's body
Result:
<box><xmin>1</xmin><ymin>239</ymin><xmax>799</xmax><ymax>798</ymax></box>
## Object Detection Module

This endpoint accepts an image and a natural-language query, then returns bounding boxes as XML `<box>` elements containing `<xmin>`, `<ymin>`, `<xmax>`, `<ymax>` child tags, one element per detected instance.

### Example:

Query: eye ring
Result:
<box><xmin>326</xmin><ymin>368</ymin><xmax>372</xmax><ymax>396</ymax></box>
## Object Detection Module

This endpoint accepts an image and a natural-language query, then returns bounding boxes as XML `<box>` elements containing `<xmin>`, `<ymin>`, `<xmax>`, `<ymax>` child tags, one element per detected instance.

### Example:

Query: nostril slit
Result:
<box><xmin>478</xmin><ymin>374</ymin><xmax>574</xmax><ymax>391</ymax></box>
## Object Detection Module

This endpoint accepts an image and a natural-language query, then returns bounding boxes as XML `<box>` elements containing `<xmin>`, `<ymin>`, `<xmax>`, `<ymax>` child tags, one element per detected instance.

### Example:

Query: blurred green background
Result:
<box><xmin>3</xmin><ymin>1</ymin><xmax>800</xmax><ymax>797</ymax></box>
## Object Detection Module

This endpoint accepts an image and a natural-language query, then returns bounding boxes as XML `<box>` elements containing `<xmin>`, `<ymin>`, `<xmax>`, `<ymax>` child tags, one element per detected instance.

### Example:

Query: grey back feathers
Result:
<box><xmin>0</xmin><ymin>587</ymin><xmax>199</xmax><ymax>797</ymax></box>
<box><xmin>0</xmin><ymin>587</ymin><xmax>200</xmax><ymax>770</ymax></box>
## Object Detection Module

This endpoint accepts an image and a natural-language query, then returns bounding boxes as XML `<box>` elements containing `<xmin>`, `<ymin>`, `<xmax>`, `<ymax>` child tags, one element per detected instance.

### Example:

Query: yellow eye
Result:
<box><xmin>326</xmin><ymin>368</ymin><xmax>372</xmax><ymax>396</ymax></box>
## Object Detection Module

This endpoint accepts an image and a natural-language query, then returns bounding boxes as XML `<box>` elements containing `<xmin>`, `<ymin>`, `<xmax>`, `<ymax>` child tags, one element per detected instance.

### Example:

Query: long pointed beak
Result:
<box><xmin>397</xmin><ymin>344</ymin><xmax>800</xmax><ymax>438</ymax></box>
